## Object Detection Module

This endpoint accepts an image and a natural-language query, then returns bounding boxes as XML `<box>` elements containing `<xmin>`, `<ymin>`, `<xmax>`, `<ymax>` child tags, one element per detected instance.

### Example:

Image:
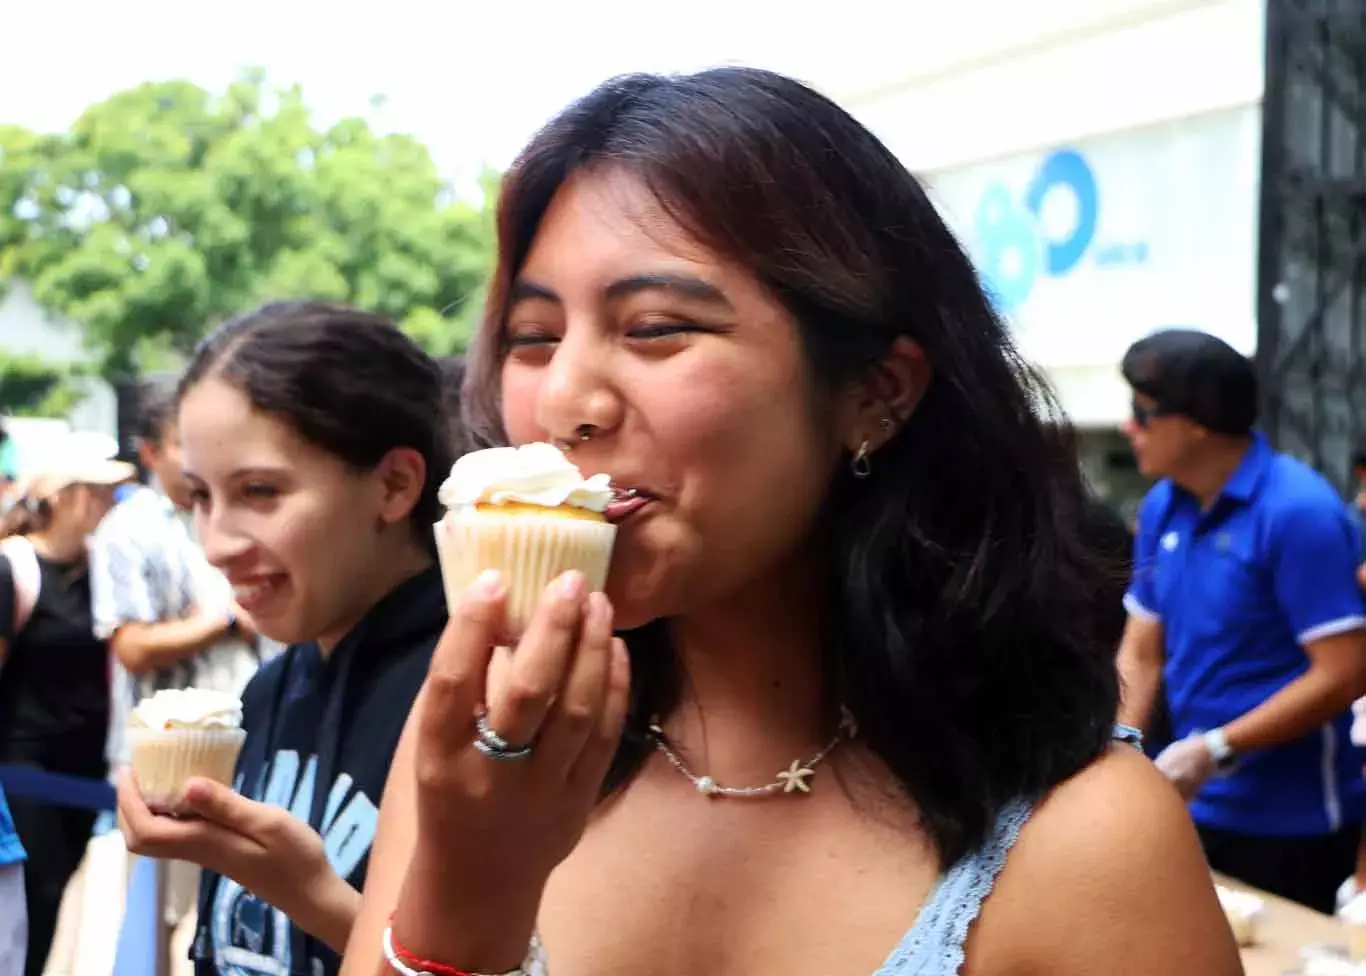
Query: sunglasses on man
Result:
<box><xmin>1130</xmin><ymin>399</ymin><xmax>1169</xmax><ymax>429</ymax></box>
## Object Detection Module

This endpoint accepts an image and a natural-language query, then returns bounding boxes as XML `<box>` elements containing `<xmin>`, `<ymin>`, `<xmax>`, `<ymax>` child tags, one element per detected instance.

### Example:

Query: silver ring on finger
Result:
<box><xmin>474</xmin><ymin>709</ymin><xmax>534</xmax><ymax>762</ymax></box>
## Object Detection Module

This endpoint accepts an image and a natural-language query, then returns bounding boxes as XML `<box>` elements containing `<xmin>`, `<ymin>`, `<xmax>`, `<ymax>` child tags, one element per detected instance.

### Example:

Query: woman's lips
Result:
<box><xmin>605</xmin><ymin>486</ymin><xmax>655</xmax><ymax>524</ymax></box>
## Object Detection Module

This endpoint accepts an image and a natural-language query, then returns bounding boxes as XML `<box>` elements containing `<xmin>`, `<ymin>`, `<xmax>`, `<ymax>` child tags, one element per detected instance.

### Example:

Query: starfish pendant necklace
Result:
<box><xmin>646</xmin><ymin>708</ymin><xmax>857</xmax><ymax>799</ymax></box>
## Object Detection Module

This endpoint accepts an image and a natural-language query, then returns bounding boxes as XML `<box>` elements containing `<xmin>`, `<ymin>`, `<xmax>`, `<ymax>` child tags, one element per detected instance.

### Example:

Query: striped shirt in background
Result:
<box><xmin>88</xmin><ymin>484</ymin><xmax>268</xmax><ymax>765</ymax></box>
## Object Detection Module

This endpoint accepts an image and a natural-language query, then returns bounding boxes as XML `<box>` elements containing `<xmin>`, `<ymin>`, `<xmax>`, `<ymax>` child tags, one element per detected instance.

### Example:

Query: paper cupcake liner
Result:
<box><xmin>435</xmin><ymin>512</ymin><xmax>617</xmax><ymax>635</ymax></box>
<box><xmin>128</xmin><ymin>727</ymin><xmax>246</xmax><ymax>813</ymax></box>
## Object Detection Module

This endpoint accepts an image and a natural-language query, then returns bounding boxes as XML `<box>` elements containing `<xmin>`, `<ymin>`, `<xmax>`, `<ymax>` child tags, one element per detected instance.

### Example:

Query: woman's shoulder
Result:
<box><xmin>968</xmin><ymin>747</ymin><xmax>1241</xmax><ymax>974</ymax></box>
<box><xmin>1015</xmin><ymin>745</ymin><xmax>1196</xmax><ymax>884</ymax></box>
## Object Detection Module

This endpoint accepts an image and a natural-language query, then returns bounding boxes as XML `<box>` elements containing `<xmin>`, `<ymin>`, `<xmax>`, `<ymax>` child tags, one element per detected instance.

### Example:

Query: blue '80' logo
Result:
<box><xmin>973</xmin><ymin>147</ymin><xmax>1146</xmax><ymax>313</ymax></box>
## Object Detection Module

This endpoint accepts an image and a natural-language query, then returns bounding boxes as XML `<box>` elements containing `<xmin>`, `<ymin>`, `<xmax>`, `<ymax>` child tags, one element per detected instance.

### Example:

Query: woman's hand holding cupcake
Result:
<box><xmin>390</xmin><ymin>567</ymin><xmax>631</xmax><ymax>975</ymax></box>
<box><xmin>116</xmin><ymin>771</ymin><xmax>357</xmax><ymax>951</ymax></box>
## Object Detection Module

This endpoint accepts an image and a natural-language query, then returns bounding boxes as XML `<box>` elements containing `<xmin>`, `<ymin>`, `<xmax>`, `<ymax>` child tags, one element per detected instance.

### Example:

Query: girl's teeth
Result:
<box><xmin>234</xmin><ymin>581</ymin><xmax>272</xmax><ymax>602</ymax></box>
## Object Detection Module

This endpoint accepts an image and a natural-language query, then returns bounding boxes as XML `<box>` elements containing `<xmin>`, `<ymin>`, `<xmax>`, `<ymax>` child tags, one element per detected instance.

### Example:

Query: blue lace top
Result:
<box><xmin>875</xmin><ymin>723</ymin><xmax>1144</xmax><ymax>975</ymax></box>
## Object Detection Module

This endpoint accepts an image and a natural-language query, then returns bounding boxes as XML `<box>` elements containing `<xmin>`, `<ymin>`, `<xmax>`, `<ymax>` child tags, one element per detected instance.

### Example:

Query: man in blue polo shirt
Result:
<box><xmin>1116</xmin><ymin>328</ymin><xmax>1366</xmax><ymax>913</ymax></box>
<box><xmin>0</xmin><ymin>782</ymin><xmax>27</xmax><ymax>975</ymax></box>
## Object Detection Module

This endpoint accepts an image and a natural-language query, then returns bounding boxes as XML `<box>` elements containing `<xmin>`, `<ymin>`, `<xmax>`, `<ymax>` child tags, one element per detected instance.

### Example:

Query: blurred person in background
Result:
<box><xmin>0</xmin><ymin>783</ymin><xmax>25</xmax><ymax>975</ymax></box>
<box><xmin>0</xmin><ymin>455</ymin><xmax>135</xmax><ymax>976</ymax></box>
<box><xmin>0</xmin><ymin>423</ymin><xmax>15</xmax><ymax>509</ymax></box>
<box><xmin>1117</xmin><ymin>328</ymin><xmax>1366</xmax><ymax>912</ymax></box>
<box><xmin>92</xmin><ymin>381</ymin><xmax>262</xmax><ymax>701</ymax></box>
<box><xmin>115</xmin><ymin>303</ymin><xmax>457</xmax><ymax>976</ymax></box>
<box><xmin>1341</xmin><ymin>446</ymin><xmax>1366</xmax><ymax>910</ymax></box>
<box><xmin>1351</xmin><ymin>446</ymin><xmax>1366</xmax><ymax>588</ymax></box>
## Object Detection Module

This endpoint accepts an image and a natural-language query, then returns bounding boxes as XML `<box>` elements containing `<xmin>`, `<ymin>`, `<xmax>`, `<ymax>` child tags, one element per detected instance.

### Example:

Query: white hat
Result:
<box><xmin>21</xmin><ymin>457</ymin><xmax>137</xmax><ymax>503</ymax></box>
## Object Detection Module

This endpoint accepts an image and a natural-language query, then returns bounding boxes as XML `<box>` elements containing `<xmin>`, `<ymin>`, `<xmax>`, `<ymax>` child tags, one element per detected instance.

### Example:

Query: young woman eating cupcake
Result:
<box><xmin>341</xmin><ymin>69</ymin><xmax>1242</xmax><ymax>976</ymax></box>
<box><xmin>116</xmin><ymin>303</ymin><xmax>461</xmax><ymax>976</ymax></box>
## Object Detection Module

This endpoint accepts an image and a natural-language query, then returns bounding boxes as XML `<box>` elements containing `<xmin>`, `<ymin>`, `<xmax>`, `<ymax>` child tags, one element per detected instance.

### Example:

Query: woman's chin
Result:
<box><xmin>603</xmin><ymin>576</ymin><xmax>670</xmax><ymax>634</ymax></box>
<box><xmin>253</xmin><ymin>613</ymin><xmax>308</xmax><ymax>648</ymax></box>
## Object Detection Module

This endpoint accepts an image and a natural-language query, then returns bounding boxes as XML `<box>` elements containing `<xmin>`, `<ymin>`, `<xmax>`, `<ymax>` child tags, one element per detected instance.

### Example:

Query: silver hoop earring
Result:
<box><xmin>851</xmin><ymin>440</ymin><xmax>872</xmax><ymax>479</ymax></box>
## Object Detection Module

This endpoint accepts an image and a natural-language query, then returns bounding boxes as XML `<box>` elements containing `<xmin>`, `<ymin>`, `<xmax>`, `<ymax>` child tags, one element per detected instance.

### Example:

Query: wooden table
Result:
<box><xmin>1216</xmin><ymin>874</ymin><xmax>1351</xmax><ymax>976</ymax></box>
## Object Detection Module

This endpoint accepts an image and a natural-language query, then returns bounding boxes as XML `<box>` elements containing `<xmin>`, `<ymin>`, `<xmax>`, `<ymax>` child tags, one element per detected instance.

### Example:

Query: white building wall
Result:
<box><xmin>841</xmin><ymin>0</ymin><xmax>1266</xmax><ymax>428</ymax></box>
<box><xmin>848</xmin><ymin>0</ymin><xmax>1264</xmax><ymax>172</ymax></box>
<box><xmin>0</xmin><ymin>282</ymin><xmax>117</xmax><ymax>437</ymax></box>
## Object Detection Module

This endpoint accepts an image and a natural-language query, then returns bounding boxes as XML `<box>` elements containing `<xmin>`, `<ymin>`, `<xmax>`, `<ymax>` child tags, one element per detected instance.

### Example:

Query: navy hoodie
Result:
<box><xmin>192</xmin><ymin>566</ymin><xmax>445</xmax><ymax>976</ymax></box>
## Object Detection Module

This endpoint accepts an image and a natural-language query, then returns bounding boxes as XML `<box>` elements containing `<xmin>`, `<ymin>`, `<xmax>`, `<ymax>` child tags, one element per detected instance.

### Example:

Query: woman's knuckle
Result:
<box><xmin>423</xmin><ymin>668</ymin><xmax>471</xmax><ymax>707</ymax></box>
<box><xmin>462</xmin><ymin>775</ymin><xmax>494</xmax><ymax>804</ymax></box>
<box><xmin>425</xmin><ymin>668</ymin><xmax>462</xmax><ymax>693</ymax></box>
<box><xmin>559</xmin><ymin>702</ymin><xmax>596</xmax><ymax>731</ymax></box>
<box><xmin>415</xmin><ymin>753</ymin><xmax>449</xmax><ymax>792</ymax></box>
<box><xmin>504</xmin><ymin>675</ymin><xmax>550</xmax><ymax>707</ymax></box>
<box><xmin>260</xmin><ymin>818</ymin><xmax>287</xmax><ymax>846</ymax></box>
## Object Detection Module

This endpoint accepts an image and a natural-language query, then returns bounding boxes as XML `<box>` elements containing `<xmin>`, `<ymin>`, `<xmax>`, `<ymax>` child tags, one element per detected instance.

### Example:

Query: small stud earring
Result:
<box><xmin>851</xmin><ymin>440</ymin><xmax>872</xmax><ymax>479</ymax></box>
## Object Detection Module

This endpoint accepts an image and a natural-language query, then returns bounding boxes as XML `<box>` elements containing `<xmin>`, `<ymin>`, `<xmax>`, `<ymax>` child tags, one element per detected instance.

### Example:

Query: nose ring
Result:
<box><xmin>558</xmin><ymin>425</ymin><xmax>596</xmax><ymax>452</ymax></box>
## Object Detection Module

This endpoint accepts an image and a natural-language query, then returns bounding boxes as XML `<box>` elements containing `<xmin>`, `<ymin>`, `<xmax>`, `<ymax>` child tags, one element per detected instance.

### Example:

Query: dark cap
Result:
<box><xmin>1121</xmin><ymin>329</ymin><xmax>1257</xmax><ymax>436</ymax></box>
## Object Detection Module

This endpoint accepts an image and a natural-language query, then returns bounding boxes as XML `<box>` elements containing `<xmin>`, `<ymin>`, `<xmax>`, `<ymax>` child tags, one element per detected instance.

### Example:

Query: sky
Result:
<box><xmin>2</xmin><ymin>1</ymin><xmax>881</xmax><ymax>187</ymax></box>
<box><xmin>0</xmin><ymin>0</ymin><xmax>1147</xmax><ymax>190</ymax></box>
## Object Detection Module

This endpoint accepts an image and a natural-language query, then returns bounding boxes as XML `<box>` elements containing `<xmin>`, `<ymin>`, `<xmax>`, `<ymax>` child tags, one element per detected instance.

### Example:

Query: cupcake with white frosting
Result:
<box><xmin>435</xmin><ymin>443</ymin><xmax>618</xmax><ymax>634</ymax></box>
<box><xmin>127</xmin><ymin>688</ymin><xmax>246</xmax><ymax>813</ymax></box>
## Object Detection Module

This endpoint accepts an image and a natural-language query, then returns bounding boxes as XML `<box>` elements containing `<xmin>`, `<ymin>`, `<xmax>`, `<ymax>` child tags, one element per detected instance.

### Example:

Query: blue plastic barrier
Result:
<box><xmin>0</xmin><ymin>764</ymin><xmax>162</xmax><ymax>975</ymax></box>
<box><xmin>0</xmin><ymin>764</ymin><xmax>116</xmax><ymax>812</ymax></box>
<box><xmin>112</xmin><ymin>856</ymin><xmax>162</xmax><ymax>976</ymax></box>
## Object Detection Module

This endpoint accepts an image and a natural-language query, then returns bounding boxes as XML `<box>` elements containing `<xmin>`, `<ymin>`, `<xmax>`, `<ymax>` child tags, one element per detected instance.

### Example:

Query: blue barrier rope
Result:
<box><xmin>0</xmin><ymin>764</ymin><xmax>116</xmax><ymax>812</ymax></box>
<box><xmin>0</xmin><ymin>764</ymin><xmax>160</xmax><ymax>975</ymax></box>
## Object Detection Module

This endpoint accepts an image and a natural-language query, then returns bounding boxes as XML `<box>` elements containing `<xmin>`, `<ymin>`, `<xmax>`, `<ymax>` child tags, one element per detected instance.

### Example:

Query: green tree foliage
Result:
<box><xmin>0</xmin><ymin>352</ymin><xmax>86</xmax><ymax>417</ymax></box>
<box><xmin>0</xmin><ymin>71</ymin><xmax>493</xmax><ymax>377</ymax></box>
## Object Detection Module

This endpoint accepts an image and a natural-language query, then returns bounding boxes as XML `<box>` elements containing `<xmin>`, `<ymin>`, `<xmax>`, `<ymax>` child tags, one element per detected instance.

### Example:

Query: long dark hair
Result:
<box><xmin>466</xmin><ymin>69</ymin><xmax>1118</xmax><ymax>866</ymax></box>
<box><xmin>436</xmin><ymin>355</ymin><xmax>472</xmax><ymax>458</ymax></box>
<box><xmin>0</xmin><ymin>497</ymin><xmax>48</xmax><ymax>539</ymax></box>
<box><xmin>178</xmin><ymin>301</ymin><xmax>453</xmax><ymax>555</ymax></box>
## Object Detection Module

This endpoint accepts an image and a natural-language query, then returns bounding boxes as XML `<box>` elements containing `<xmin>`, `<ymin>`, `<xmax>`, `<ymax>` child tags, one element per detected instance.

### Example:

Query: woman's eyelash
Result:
<box><xmin>505</xmin><ymin>320</ymin><xmax>713</xmax><ymax>347</ymax></box>
<box><xmin>627</xmin><ymin>321</ymin><xmax>708</xmax><ymax>338</ymax></box>
<box><xmin>506</xmin><ymin>331</ymin><xmax>558</xmax><ymax>347</ymax></box>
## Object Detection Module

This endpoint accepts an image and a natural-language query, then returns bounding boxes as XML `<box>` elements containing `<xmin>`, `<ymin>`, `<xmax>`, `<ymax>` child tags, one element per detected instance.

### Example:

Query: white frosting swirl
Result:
<box><xmin>438</xmin><ymin>443</ymin><xmax>614</xmax><ymax>513</ymax></box>
<box><xmin>130</xmin><ymin>688</ymin><xmax>243</xmax><ymax>731</ymax></box>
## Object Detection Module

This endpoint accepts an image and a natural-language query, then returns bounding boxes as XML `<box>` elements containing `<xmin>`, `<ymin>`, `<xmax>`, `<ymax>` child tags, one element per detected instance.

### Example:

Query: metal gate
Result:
<box><xmin>1258</xmin><ymin>0</ymin><xmax>1366</xmax><ymax>492</ymax></box>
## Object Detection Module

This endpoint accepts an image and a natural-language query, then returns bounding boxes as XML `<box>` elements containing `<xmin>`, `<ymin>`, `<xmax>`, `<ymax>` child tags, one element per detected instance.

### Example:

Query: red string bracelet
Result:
<box><xmin>385</xmin><ymin>912</ymin><xmax>540</xmax><ymax>976</ymax></box>
<box><xmin>385</xmin><ymin>913</ymin><xmax>476</xmax><ymax>976</ymax></box>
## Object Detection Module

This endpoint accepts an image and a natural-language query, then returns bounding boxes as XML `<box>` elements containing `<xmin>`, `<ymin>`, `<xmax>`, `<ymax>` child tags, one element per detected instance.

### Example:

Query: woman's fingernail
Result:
<box><xmin>587</xmin><ymin>590</ymin><xmax>611</xmax><ymax>621</ymax></box>
<box><xmin>557</xmin><ymin>571</ymin><xmax>585</xmax><ymax>600</ymax></box>
<box><xmin>472</xmin><ymin>570</ymin><xmax>503</xmax><ymax>598</ymax></box>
